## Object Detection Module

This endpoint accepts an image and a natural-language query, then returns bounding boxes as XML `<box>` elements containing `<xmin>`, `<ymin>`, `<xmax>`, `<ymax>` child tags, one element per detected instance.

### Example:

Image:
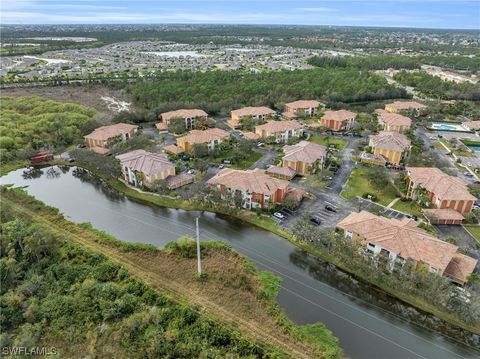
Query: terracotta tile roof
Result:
<box><xmin>321</xmin><ymin>110</ymin><xmax>356</xmax><ymax>122</ymax></box>
<box><xmin>207</xmin><ymin>168</ymin><xmax>289</xmax><ymax>196</ymax></box>
<box><xmin>178</xmin><ymin>128</ymin><xmax>229</xmax><ymax>145</ymax></box>
<box><xmin>462</xmin><ymin>121</ymin><xmax>480</xmax><ymax>130</ymax></box>
<box><xmin>385</xmin><ymin>101</ymin><xmax>427</xmax><ymax>112</ymax></box>
<box><xmin>375</xmin><ymin>109</ymin><xmax>412</xmax><ymax>128</ymax></box>
<box><xmin>369</xmin><ymin>131</ymin><xmax>411</xmax><ymax>152</ymax></box>
<box><xmin>115</xmin><ymin>150</ymin><xmax>175</xmax><ymax>177</ymax></box>
<box><xmin>163</xmin><ymin>144</ymin><xmax>185</xmax><ymax>155</ymax></box>
<box><xmin>360</xmin><ymin>152</ymin><xmax>388</xmax><ymax>165</ymax></box>
<box><xmin>255</xmin><ymin>120</ymin><xmax>302</xmax><ymax>133</ymax></box>
<box><xmin>282</xmin><ymin>140</ymin><xmax>326</xmax><ymax>164</ymax></box>
<box><xmin>161</xmin><ymin>109</ymin><xmax>207</xmax><ymax>121</ymax></box>
<box><xmin>231</xmin><ymin>106</ymin><xmax>275</xmax><ymax>118</ymax></box>
<box><xmin>84</xmin><ymin>123</ymin><xmax>138</xmax><ymax>141</ymax></box>
<box><xmin>444</xmin><ymin>253</ymin><xmax>478</xmax><ymax>284</ymax></box>
<box><xmin>166</xmin><ymin>172</ymin><xmax>194</xmax><ymax>189</ymax></box>
<box><xmin>242</xmin><ymin>131</ymin><xmax>261</xmax><ymax>140</ymax></box>
<box><xmin>285</xmin><ymin>100</ymin><xmax>321</xmax><ymax>109</ymax></box>
<box><xmin>266</xmin><ymin>165</ymin><xmax>296</xmax><ymax>179</ymax></box>
<box><xmin>337</xmin><ymin>211</ymin><xmax>459</xmax><ymax>271</ymax></box>
<box><xmin>407</xmin><ymin>167</ymin><xmax>476</xmax><ymax>201</ymax></box>
<box><xmin>155</xmin><ymin>121</ymin><xmax>167</xmax><ymax>131</ymax></box>
<box><xmin>423</xmin><ymin>208</ymin><xmax>464</xmax><ymax>221</ymax></box>
<box><xmin>282</xmin><ymin>111</ymin><xmax>297</xmax><ymax>119</ymax></box>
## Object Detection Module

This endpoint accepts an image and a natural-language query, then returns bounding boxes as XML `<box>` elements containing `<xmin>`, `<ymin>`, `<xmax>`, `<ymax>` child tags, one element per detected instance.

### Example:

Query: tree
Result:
<box><xmin>192</xmin><ymin>144</ymin><xmax>209</xmax><ymax>158</ymax></box>
<box><xmin>167</xmin><ymin>118</ymin><xmax>187</xmax><ymax>135</ymax></box>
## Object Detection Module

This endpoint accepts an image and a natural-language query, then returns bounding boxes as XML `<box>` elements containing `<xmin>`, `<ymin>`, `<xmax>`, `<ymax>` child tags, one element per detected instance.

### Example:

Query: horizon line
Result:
<box><xmin>1</xmin><ymin>23</ymin><xmax>479</xmax><ymax>31</ymax></box>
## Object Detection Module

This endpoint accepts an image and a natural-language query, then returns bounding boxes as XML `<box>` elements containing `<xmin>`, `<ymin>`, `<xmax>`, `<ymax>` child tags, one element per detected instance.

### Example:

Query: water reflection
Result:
<box><xmin>22</xmin><ymin>167</ymin><xmax>44</xmax><ymax>179</ymax></box>
<box><xmin>71</xmin><ymin>167</ymin><xmax>125</xmax><ymax>202</ymax></box>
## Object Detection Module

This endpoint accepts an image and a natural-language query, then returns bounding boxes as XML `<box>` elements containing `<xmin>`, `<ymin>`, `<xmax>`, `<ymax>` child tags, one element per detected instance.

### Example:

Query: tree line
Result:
<box><xmin>126</xmin><ymin>68</ymin><xmax>408</xmax><ymax>117</ymax></box>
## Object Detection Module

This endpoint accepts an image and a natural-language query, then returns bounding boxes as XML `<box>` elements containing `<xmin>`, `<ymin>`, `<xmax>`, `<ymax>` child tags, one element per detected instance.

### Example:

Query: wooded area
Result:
<box><xmin>393</xmin><ymin>71</ymin><xmax>480</xmax><ymax>100</ymax></box>
<box><xmin>0</xmin><ymin>96</ymin><xmax>97</xmax><ymax>162</ymax></box>
<box><xmin>128</xmin><ymin>68</ymin><xmax>408</xmax><ymax>116</ymax></box>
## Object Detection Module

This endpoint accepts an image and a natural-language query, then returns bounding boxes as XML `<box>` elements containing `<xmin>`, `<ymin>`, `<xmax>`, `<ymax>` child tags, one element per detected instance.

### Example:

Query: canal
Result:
<box><xmin>1</xmin><ymin>166</ymin><xmax>479</xmax><ymax>359</ymax></box>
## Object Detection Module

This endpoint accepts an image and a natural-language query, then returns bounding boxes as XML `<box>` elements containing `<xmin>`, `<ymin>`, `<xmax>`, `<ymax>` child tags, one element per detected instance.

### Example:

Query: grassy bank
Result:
<box><xmin>1</xmin><ymin>186</ymin><xmax>341</xmax><ymax>358</ymax></box>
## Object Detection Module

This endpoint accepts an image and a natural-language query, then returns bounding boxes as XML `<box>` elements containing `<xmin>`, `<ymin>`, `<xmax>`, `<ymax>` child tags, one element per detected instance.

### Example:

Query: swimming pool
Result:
<box><xmin>430</xmin><ymin>123</ymin><xmax>468</xmax><ymax>131</ymax></box>
<box><xmin>467</xmin><ymin>145</ymin><xmax>480</xmax><ymax>153</ymax></box>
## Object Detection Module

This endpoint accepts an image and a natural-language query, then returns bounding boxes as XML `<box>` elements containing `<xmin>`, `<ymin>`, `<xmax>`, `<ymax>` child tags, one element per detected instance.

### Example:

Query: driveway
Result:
<box><xmin>249</xmin><ymin>147</ymin><xmax>277</xmax><ymax>170</ymax></box>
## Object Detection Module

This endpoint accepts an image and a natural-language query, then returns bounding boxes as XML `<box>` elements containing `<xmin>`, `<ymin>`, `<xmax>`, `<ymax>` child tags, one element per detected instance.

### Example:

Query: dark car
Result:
<box><xmin>310</xmin><ymin>215</ymin><xmax>322</xmax><ymax>226</ymax></box>
<box><xmin>325</xmin><ymin>205</ymin><xmax>337</xmax><ymax>212</ymax></box>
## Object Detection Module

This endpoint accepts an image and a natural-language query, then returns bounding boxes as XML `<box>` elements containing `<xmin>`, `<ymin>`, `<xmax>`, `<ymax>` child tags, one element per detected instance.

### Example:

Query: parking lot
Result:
<box><xmin>352</xmin><ymin>197</ymin><xmax>407</xmax><ymax>220</ymax></box>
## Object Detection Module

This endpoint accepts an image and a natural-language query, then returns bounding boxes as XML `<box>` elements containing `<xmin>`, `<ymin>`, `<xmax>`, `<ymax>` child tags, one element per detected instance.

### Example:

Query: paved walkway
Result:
<box><xmin>386</xmin><ymin>197</ymin><xmax>400</xmax><ymax>208</ymax></box>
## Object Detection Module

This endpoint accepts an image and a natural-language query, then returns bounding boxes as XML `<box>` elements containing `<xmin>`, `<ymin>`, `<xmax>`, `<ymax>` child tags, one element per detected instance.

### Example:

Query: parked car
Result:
<box><xmin>309</xmin><ymin>215</ymin><xmax>322</xmax><ymax>226</ymax></box>
<box><xmin>187</xmin><ymin>169</ymin><xmax>195</xmax><ymax>174</ymax></box>
<box><xmin>273</xmin><ymin>212</ymin><xmax>285</xmax><ymax>220</ymax></box>
<box><xmin>325</xmin><ymin>204</ymin><xmax>337</xmax><ymax>212</ymax></box>
<box><xmin>219</xmin><ymin>164</ymin><xmax>225</xmax><ymax>169</ymax></box>
<box><xmin>257</xmin><ymin>142</ymin><xmax>266</xmax><ymax>147</ymax></box>
<box><xmin>464</xmin><ymin>171</ymin><xmax>473</xmax><ymax>177</ymax></box>
<box><xmin>322</xmin><ymin>176</ymin><xmax>333</xmax><ymax>181</ymax></box>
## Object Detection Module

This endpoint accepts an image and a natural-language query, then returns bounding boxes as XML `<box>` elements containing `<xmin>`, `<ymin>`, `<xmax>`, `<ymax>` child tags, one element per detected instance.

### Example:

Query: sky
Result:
<box><xmin>1</xmin><ymin>0</ymin><xmax>479</xmax><ymax>29</ymax></box>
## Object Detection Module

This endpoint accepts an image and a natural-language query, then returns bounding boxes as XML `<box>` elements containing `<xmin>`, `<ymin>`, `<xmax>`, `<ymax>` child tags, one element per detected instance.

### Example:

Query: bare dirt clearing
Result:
<box><xmin>1</xmin><ymin>84</ymin><xmax>134</xmax><ymax>115</ymax></box>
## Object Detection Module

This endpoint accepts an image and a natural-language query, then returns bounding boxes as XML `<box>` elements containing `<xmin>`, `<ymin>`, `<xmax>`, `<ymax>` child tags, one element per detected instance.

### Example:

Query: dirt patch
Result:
<box><xmin>1</xmin><ymin>84</ymin><xmax>135</xmax><ymax>115</ymax></box>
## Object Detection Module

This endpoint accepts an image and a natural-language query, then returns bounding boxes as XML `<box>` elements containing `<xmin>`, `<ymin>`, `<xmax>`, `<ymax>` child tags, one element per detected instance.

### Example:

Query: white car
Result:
<box><xmin>273</xmin><ymin>212</ymin><xmax>285</xmax><ymax>220</ymax></box>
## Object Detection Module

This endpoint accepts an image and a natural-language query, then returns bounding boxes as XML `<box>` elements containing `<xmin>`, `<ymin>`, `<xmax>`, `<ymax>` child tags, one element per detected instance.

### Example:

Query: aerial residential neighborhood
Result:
<box><xmin>1</xmin><ymin>5</ymin><xmax>480</xmax><ymax>359</ymax></box>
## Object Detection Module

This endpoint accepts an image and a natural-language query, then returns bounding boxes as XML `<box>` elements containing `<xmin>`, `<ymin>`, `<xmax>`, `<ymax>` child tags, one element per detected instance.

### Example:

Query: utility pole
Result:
<box><xmin>195</xmin><ymin>217</ymin><xmax>202</xmax><ymax>275</ymax></box>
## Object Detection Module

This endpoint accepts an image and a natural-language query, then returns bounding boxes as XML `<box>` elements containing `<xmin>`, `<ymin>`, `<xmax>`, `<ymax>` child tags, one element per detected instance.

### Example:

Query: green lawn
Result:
<box><xmin>231</xmin><ymin>151</ymin><xmax>262</xmax><ymax>169</ymax></box>
<box><xmin>392</xmin><ymin>199</ymin><xmax>423</xmax><ymax>217</ymax></box>
<box><xmin>309</xmin><ymin>135</ymin><xmax>347</xmax><ymax>150</ymax></box>
<box><xmin>341</xmin><ymin>168</ymin><xmax>398</xmax><ymax>206</ymax></box>
<box><xmin>463</xmin><ymin>225</ymin><xmax>480</xmax><ymax>243</ymax></box>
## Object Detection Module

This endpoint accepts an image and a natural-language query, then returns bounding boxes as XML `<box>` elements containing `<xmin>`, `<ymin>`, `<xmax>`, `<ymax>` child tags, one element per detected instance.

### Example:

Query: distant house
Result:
<box><xmin>406</xmin><ymin>167</ymin><xmax>476</xmax><ymax>216</ymax></box>
<box><xmin>176</xmin><ymin>128</ymin><xmax>230</xmax><ymax>152</ymax></box>
<box><xmin>369</xmin><ymin>131</ymin><xmax>410</xmax><ymax>165</ymax></box>
<box><xmin>255</xmin><ymin>120</ymin><xmax>303</xmax><ymax>142</ymax></box>
<box><xmin>84</xmin><ymin>123</ymin><xmax>138</xmax><ymax>155</ymax></box>
<box><xmin>156</xmin><ymin>109</ymin><xmax>208</xmax><ymax>132</ymax></box>
<box><xmin>207</xmin><ymin>168</ymin><xmax>289</xmax><ymax>209</ymax></box>
<box><xmin>283</xmin><ymin>100</ymin><xmax>322</xmax><ymax>119</ymax></box>
<box><xmin>337</xmin><ymin>211</ymin><xmax>477</xmax><ymax>285</ymax></box>
<box><xmin>384</xmin><ymin>101</ymin><xmax>427</xmax><ymax>114</ymax></box>
<box><xmin>375</xmin><ymin>109</ymin><xmax>412</xmax><ymax>133</ymax></box>
<box><xmin>116</xmin><ymin>149</ymin><xmax>175</xmax><ymax>187</ymax></box>
<box><xmin>462</xmin><ymin>120</ymin><xmax>480</xmax><ymax>131</ymax></box>
<box><xmin>281</xmin><ymin>140</ymin><xmax>327</xmax><ymax>176</ymax></box>
<box><xmin>229</xmin><ymin>106</ymin><xmax>275</xmax><ymax>129</ymax></box>
<box><xmin>320</xmin><ymin>110</ymin><xmax>357</xmax><ymax>131</ymax></box>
